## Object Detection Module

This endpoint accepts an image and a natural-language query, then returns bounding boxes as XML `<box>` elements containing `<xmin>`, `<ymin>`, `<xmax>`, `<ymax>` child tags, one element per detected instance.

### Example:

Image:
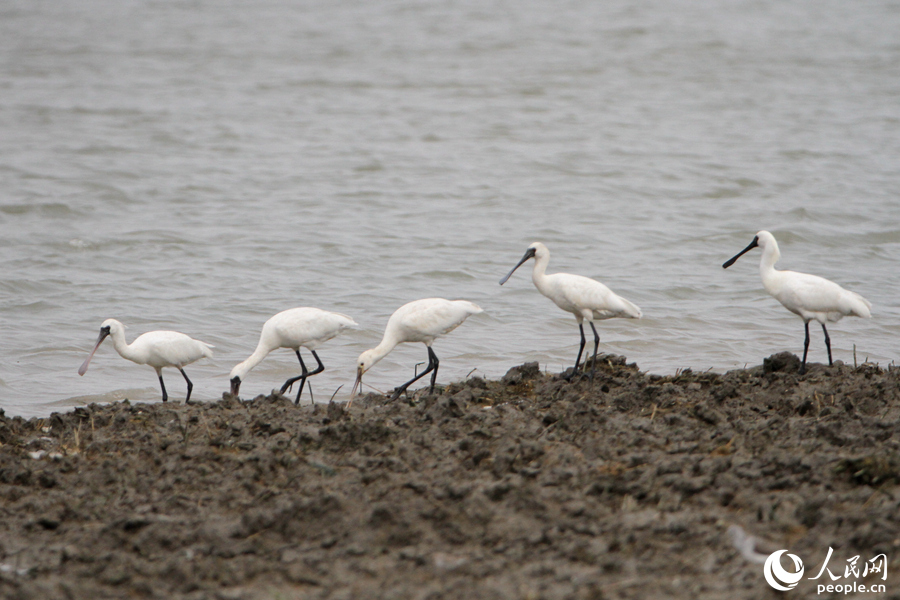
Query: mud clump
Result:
<box><xmin>2</xmin><ymin>354</ymin><xmax>900</xmax><ymax>599</ymax></box>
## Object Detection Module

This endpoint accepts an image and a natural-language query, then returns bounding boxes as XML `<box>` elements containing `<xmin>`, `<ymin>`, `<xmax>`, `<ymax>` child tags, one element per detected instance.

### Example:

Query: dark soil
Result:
<box><xmin>2</xmin><ymin>353</ymin><xmax>900</xmax><ymax>599</ymax></box>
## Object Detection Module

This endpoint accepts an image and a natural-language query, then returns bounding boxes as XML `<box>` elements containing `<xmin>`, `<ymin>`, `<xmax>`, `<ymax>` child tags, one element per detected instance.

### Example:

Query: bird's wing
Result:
<box><xmin>399</xmin><ymin>299</ymin><xmax>471</xmax><ymax>339</ymax></box>
<box><xmin>551</xmin><ymin>274</ymin><xmax>642</xmax><ymax>319</ymax></box>
<box><xmin>138</xmin><ymin>331</ymin><xmax>213</xmax><ymax>366</ymax></box>
<box><xmin>777</xmin><ymin>271</ymin><xmax>870</xmax><ymax>318</ymax></box>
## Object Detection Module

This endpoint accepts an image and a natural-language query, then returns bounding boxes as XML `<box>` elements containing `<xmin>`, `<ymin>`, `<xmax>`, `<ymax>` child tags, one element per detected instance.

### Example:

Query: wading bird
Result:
<box><xmin>723</xmin><ymin>230</ymin><xmax>872</xmax><ymax>374</ymax></box>
<box><xmin>352</xmin><ymin>298</ymin><xmax>483</xmax><ymax>400</ymax></box>
<box><xmin>229</xmin><ymin>307</ymin><xmax>358</xmax><ymax>403</ymax></box>
<box><xmin>499</xmin><ymin>242</ymin><xmax>642</xmax><ymax>379</ymax></box>
<box><xmin>78</xmin><ymin>318</ymin><xmax>214</xmax><ymax>403</ymax></box>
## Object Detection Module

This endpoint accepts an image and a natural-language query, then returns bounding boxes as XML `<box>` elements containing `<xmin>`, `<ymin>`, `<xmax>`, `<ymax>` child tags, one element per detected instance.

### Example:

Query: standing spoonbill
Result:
<box><xmin>499</xmin><ymin>242</ymin><xmax>642</xmax><ymax>379</ymax></box>
<box><xmin>723</xmin><ymin>230</ymin><xmax>872</xmax><ymax>374</ymax></box>
<box><xmin>352</xmin><ymin>298</ymin><xmax>483</xmax><ymax>400</ymax></box>
<box><xmin>78</xmin><ymin>318</ymin><xmax>214</xmax><ymax>403</ymax></box>
<box><xmin>229</xmin><ymin>307</ymin><xmax>358</xmax><ymax>403</ymax></box>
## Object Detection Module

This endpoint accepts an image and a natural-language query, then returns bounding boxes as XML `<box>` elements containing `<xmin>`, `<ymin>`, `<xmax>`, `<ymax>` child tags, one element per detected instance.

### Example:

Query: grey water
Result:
<box><xmin>1</xmin><ymin>0</ymin><xmax>899</xmax><ymax>418</ymax></box>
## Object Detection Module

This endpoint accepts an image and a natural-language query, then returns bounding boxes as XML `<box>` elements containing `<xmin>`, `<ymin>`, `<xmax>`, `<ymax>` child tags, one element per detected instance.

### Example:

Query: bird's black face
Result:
<box><xmin>230</xmin><ymin>376</ymin><xmax>241</xmax><ymax>396</ymax></box>
<box><xmin>100</xmin><ymin>325</ymin><xmax>111</xmax><ymax>336</ymax></box>
<box><xmin>499</xmin><ymin>246</ymin><xmax>537</xmax><ymax>285</ymax></box>
<box><xmin>722</xmin><ymin>236</ymin><xmax>759</xmax><ymax>269</ymax></box>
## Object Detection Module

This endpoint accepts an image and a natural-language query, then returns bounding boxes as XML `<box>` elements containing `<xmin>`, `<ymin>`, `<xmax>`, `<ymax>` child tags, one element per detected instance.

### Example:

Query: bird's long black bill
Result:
<box><xmin>499</xmin><ymin>248</ymin><xmax>536</xmax><ymax>285</ymax></box>
<box><xmin>351</xmin><ymin>368</ymin><xmax>363</xmax><ymax>397</ymax></box>
<box><xmin>78</xmin><ymin>329</ymin><xmax>109</xmax><ymax>376</ymax></box>
<box><xmin>722</xmin><ymin>236</ymin><xmax>759</xmax><ymax>269</ymax></box>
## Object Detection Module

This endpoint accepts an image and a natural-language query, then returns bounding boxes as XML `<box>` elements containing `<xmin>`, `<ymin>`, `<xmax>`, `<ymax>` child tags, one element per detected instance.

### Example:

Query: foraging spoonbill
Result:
<box><xmin>78</xmin><ymin>318</ymin><xmax>214</xmax><ymax>403</ymax></box>
<box><xmin>229</xmin><ymin>307</ymin><xmax>358</xmax><ymax>403</ymax></box>
<box><xmin>723</xmin><ymin>230</ymin><xmax>872</xmax><ymax>374</ymax></box>
<box><xmin>499</xmin><ymin>242</ymin><xmax>642</xmax><ymax>378</ymax></box>
<box><xmin>352</xmin><ymin>298</ymin><xmax>483</xmax><ymax>400</ymax></box>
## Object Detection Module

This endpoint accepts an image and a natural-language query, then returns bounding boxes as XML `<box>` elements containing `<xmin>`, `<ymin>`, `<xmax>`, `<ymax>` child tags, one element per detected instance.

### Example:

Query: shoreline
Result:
<box><xmin>2</xmin><ymin>353</ymin><xmax>899</xmax><ymax>599</ymax></box>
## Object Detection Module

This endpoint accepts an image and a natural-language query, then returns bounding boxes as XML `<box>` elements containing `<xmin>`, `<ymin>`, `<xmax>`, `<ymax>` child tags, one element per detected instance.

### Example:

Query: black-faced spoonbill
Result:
<box><xmin>352</xmin><ymin>298</ymin><xmax>483</xmax><ymax>400</ymax></box>
<box><xmin>499</xmin><ymin>242</ymin><xmax>642</xmax><ymax>379</ymax></box>
<box><xmin>78</xmin><ymin>318</ymin><xmax>214</xmax><ymax>403</ymax></box>
<box><xmin>228</xmin><ymin>307</ymin><xmax>358</xmax><ymax>403</ymax></box>
<box><xmin>723</xmin><ymin>230</ymin><xmax>872</xmax><ymax>374</ymax></box>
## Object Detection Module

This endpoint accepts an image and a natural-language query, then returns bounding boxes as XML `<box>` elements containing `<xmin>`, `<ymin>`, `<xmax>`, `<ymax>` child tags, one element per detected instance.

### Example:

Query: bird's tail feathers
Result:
<box><xmin>618</xmin><ymin>296</ymin><xmax>643</xmax><ymax>319</ymax></box>
<box><xmin>457</xmin><ymin>300</ymin><xmax>484</xmax><ymax>315</ymax></box>
<box><xmin>334</xmin><ymin>312</ymin><xmax>360</xmax><ymax>327</ymax></box>
<box><xmin>847</xmin><ymin>291</ymin><xmax>872</xmax><ymax>319</ymax></box>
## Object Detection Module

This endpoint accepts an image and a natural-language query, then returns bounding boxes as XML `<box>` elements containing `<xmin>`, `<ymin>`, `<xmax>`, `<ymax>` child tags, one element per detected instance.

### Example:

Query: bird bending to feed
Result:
<box><xmin>352</xmin><ymin>298</ymin><xmax>483</xmax><ymax>400</ymax></box>
<box><xmin>229</xmin><ymin>307</ymin><xmax>358</xmax><ymax>403</ymax></box>
<box><xmin>723</xmin><ymin>230</ymin><xmax>872</xmax><ymax>374</ymax></box>
<box><xmin>499</xmin><ymin>242</ymin><xmax>642</xmax><ymax>379</ymax></box>
<box><xmin>78</xmin><ymin>318</ymin><xmax>214</xmax><ymax>403</ymax></box>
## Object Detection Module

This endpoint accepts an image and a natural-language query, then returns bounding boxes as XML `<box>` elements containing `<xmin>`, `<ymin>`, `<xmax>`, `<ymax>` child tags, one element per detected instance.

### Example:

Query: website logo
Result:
<box><xmin>760</xmin><ymin>547</ymin><xmax>887</xmax><ymax>594</ymax></box>
<box><xmin>764</xmin><ymin>550</ymin><xmax>805</xmax><ymax>591</ymax></box>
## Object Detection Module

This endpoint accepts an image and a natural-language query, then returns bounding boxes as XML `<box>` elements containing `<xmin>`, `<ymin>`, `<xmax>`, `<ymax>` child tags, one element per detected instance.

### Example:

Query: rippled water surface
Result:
<box><xmin>2</xmin><ymin>0</ymin><xmax>899</xmax><ymax>417</ymax></box>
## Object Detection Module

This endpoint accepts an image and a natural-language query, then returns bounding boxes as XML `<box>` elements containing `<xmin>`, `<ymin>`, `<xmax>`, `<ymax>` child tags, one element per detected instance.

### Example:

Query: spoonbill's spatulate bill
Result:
<box><xmin>499</xmin><ymin>242</ymin><xmax>642</xmax><ymax>379</ymax></box>
<box><xmin>352</xmin><ymin>298</ymin><xmax>483</xmax><ymax>400</ymax></box>
<box><xmin>723</xmin><ymin>230</ymin><xmax>872</xmax><ymax>374</ymax></box>
<box><xmin>78</xmin><ymin>319</ymin><xmax>214</xmax><ymax>403</ymax></box>
<box><xmin>228</xmin><ymin>307</ymin><xmax>358</xmax><ymax>403</ymax></box>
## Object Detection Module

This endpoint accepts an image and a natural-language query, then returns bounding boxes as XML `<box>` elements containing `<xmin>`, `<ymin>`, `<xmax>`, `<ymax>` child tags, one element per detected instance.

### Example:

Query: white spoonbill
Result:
<box><xmin>352</xmin><ymin>298</ymin><xmax>483</xmax><ymax>400</ymax></box>
<box><xmin>723</xmin><ymin>230</ymin><xmax>872</xmax><ymax>374</ymax></box>
<box><xmin>499</xmin><ymin>242</ymin><xmax>642</xmax><ymax>378</ymax></box>
<box><xmin>78</xmin><ymin>318</ymin><xmax>214</xmax><ymax>403</ymax></box>
<box><xmin>229</xmin><ymin>307</ymin><xmax>358</xmax><ymax>403</ymax></box>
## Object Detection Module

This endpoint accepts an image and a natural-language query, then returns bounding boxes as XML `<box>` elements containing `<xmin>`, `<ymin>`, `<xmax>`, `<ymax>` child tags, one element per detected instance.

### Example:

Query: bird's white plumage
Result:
<box><xmin>723</xmin><ymin>230</ymin><xmax>872</xmax><ymax>373</ymax></box>
<box><xmin>499</xmin><ymin>242</ymin><xmax>641</xmax><ymax>376</ymax></box>
<box><xmin>752</xmin><ymin>231</ymin><xmax>871</xmax><ymax>324</ymax></box>
<box><xmin>79</xmin><ymin>319</ymin><xmax>213</xmax><ymax>374</ymax></box>
<box><xmin>125</xmin><ymin>330</ymin><xmax>214</xmax><ymax>368</ymax></box>
<box><xmin>386</xmin><ymin>298</ymin><xmax>482</xmax><ymax>346</ymax></box>
<box><xmin>538</xmin><ymin>270</ymin><xmax>643</xmax><ymax>323</ymax></box>
<box><xmin>353</xmin><ymin>298</ymin><xmax>483</xmax><ymax>396</ymax></box>
<box><xmin>502</xmin><ymin>242</ymin><xmax>642</xmax><ymax>323</ymax></box>
<box><xmin>229</xmin><ymin>307</ymin><xmax>358</xmax><ymax>384</ymax></box>
<box><xmin>78</xmin><ymin>318</ymin><xmax>213</xmax><ymax>401</ymax></box>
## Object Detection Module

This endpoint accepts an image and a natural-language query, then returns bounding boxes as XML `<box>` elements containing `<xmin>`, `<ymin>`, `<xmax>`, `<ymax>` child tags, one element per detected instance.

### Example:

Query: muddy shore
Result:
<box><xmin>2</xmin><ymin>354</ymin><xmax>900</xmax><ymax>600</ymax></box>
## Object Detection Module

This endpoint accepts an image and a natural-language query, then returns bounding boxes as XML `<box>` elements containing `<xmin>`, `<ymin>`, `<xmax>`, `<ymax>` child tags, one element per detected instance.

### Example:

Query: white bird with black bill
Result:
<box><xmin>229</xmin><ymin>307</ymin><xmax>358</xmax><ymax>403</ymax></box>
<box><xmin>352</xmin><ymin>298</ymin><xmax>483</xmax><ymax>400</ymax></box>
<box><xmin>723</xmin><ymin>230</ymin><xmax>872</xmax><ymax>374</ymax></box>
<box><xmin>499</xmin><ymin>242</ymin><xmax>642</xmax><ymax>379</ymax></box>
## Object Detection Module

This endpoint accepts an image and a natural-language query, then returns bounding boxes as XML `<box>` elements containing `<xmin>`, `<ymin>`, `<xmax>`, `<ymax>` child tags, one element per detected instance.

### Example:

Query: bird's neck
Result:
<box><xmin>531</xmin><ymin>253</ymin><xmax>551</xmax><ymax>291</ymax></box>
<box><xmin>109</xmin><ymin>328</ymin><xmax>139</xmax><ymax>362</ymax></box>
<box><xmin>758</xmin><ymin>244</ymin><xmax>782</xmax><ymax>290</ymax></box>
<box><xmin>231</xmin><ymin>344</ymin><xmax>270</xmax><ymax>381</ymax></box>
<box><xmin>368</xmin><ymin>337</ymin><xmax>399</xmax><ymax>368</ymax></box>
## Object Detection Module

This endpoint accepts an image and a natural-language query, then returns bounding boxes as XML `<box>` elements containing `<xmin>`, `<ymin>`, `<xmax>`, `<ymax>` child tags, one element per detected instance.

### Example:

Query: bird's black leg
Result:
<box><xmin>800</xmin><ymin>321</ymin><xmax>810</xmax><ymax>375</ymax></box>
<box><xmin>428</xmin><ymin>347</ymin><xmax>440</xmax><ymax>393</ymax></box>
<box><xmin>157</xmin><ymin>370</ymin><xmax>168</xmax><ymax>403</ymax></box>
<box><xmin>569</xmin><ymin>323</ymin><xmax>587</xmax><ymax>379</ymax></box>
<box><xmin>308</xmin><ymin>350</ymin><xmax>325</xmax><ymax>377</ymax></box>
<box><xmin>822</xmin><ymin>324</ymin><xmax>833</xmax><ymax>366</ymax></box>
<box><xmin>589</xmin><ymin>322</ymin><xmax>600</xmax><ymax>382</ymax></box>
<box><xmin>392</xmin><ymin>347</ymin><xmax>437</xmax><ymax>400</ymax></box>
<box><xmin>180</xmin><ymin>368</ymin><xmax>193</xmax><ymax>404</ymax></box>
<box><xmin>305</xmin><ymin>350</ymin><xmax>326</xmax><ymax>403</ymax></box>
<box><xmin>280</xmin><ymin>351</ymin><xmax>310</xmax><ymax>405</ymax></box>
